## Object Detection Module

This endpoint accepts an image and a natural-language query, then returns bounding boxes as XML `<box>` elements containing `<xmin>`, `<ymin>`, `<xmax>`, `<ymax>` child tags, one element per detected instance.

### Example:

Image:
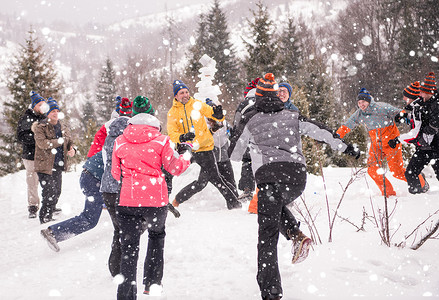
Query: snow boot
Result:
<box><xmin>288</xmin><ymin>229</ymin><xmax>312</xmax><ymax>264</ymax></box>
<box><xmin>237</xmin><ymin>188</ymin><xmax>253</xmax><ymax>202</ymax></box>
<box><xmin>28</xmin><ymin>206</ymin><xmax>38</xmax><ymax>219</ymax></box>
<box><xmin>167</xmin><ymin>203</ymin><xmax>181</xmax><ymax>218</ymax></box>
<box><xmin>40</xmin><ymin>228</ymin><xmax>60</xmax><ymax>252</ymax></box>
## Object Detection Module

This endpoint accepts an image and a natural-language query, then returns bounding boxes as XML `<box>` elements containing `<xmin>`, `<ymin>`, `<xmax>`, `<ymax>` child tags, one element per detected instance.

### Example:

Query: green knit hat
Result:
<box><xmin>132</xmin><ymin>96</ymin><xmax>155</xmax><ymax>116</ymax></box>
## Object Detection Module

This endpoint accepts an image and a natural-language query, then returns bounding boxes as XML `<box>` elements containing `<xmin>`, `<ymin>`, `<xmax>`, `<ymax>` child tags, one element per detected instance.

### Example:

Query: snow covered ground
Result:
<box><xmin>1</xmin><ymin>162</ymin><xmax>438</xmax><ymax>299</ymax></box>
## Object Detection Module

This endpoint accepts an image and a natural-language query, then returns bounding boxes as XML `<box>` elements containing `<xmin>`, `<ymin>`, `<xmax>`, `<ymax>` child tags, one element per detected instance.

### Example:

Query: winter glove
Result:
<box><xmin>167</xmin><ymin>203</ymin><xmax>181</xmax><ymax>218</ymax></box>
<box><xmin>211</xmin><ymin>105</ymin><xmax>224</xmax><ymax>119</ymax></box>
<box><xmin>207</xmin><ymin>118</ymin><xmax>224</xmax><ymax>133</ymax></box>
<box><xmin>179</xmin><ymin>132</ymin><xmax>195</xmax><ymax>143</ymax></box>
<box><xmin>343</xmin><ymin>144</ymin><xmax>361</xmax><ymax>159</ymax></box>
<box><xmin>177</xmin><ymin>142</ymin><xmax>193</xmax><ymax>154</ymax></box>
<box><xmin>388</xmin><ymin>138</ymin><xmax>400</xmax><ymax>149</ymax></box>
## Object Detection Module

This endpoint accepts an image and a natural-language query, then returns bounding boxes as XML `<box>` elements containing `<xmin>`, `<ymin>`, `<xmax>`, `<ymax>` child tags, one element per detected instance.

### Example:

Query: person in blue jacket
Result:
<box><xmin>40</xmin><ymin>151</ymin><xmax>105</xmax><ymax>252</ymax></box>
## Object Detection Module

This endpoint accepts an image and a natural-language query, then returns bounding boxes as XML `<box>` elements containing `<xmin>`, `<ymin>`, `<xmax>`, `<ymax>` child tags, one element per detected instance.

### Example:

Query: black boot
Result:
<box><xmin>28</xmin><ymin>206</ymin><xmax>38</xmax><ymax>219</ymax></box>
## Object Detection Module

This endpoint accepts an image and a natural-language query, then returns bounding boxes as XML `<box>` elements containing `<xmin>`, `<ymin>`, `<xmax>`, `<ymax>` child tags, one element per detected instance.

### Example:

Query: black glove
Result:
<box><xmin>343</xmin><ymin>144</ymin><xmax>361</xmax><ymax>159</ymax></box>
<box><xmin>212</xmin><ymin>105</ymin><xmax>224</xmax><ymax>119</ymax></box>
<box><xmin>167</xmin><ymin>203</ymin><xmax>181</xmax><ymax>218</ymax></box>
<box><xmin>177</xmin><ymin>142</ymin><xmax>193</xmax><ymax>154</ymax></box>
<box><xmin>388</xmin><ymin>138</ymin><xmax>400</xmax><ymax>149</ymax></box>
<box><xmin>179</xmin><ymin>132</ymin><xmax>195</xmax><ymax>143</ymax></box>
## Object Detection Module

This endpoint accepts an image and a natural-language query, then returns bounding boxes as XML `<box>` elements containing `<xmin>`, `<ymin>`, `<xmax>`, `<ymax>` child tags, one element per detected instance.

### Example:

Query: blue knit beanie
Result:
<box><xmin>357</xmin><ymin>88</ymin><xmax>372</xmax><ymax>102</ymax></box>
<box><xmin>115</xmin><ymin>96</ymin><xmax>122</xmax><ymax>113</ymax></box>
<box><xmin>46</xmin><ymin>97</ymin><xmax>60</xmax><ymax>115</ymax></box>
<box><xmin>30</xmin><ymin>91</ymin><xmax>46</xmax><ymax>109</ymax></box>
<box><xmin>279</xmin><ymin>82</ymin><xmax>292</xmax><ymax>100</ymax></box>
<box><xmin>173</xmin><ymin>80</ymin><xmax>189</xmax><ymax>96</ymax></box>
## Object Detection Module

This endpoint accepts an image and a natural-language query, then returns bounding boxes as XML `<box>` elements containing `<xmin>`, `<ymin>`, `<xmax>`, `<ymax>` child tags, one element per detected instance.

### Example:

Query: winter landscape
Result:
<box><xmin>1</xmin><ymin>0</ymin><xmax>439</xmax><ymax>299</ymax></box>
<box><xmin>1</xmin><ymin>162</ymin><xmax>438</xmax><ymax>299</ymax></box>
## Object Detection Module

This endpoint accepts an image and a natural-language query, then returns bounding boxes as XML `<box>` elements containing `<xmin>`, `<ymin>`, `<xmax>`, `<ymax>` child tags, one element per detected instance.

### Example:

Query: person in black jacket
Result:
<box><xmin>389</xmin><ymin>72</ymin><xmax>439</xmax><ymax>193</ymax></box>
<box><xmin>16</xmin><ymin>91</ymin><xmax>47</xmax><ymax>218</ymax></box>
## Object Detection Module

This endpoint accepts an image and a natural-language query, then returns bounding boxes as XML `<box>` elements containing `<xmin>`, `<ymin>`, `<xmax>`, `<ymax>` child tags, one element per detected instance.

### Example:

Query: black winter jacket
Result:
<box><xmin>16</xmin><ymin>108</ymin><xmax>46</xmax><ymax>160</ymax></box>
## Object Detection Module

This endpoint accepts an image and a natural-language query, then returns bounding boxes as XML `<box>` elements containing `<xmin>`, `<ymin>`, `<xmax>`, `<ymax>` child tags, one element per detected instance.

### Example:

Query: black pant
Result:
<box><xmin>175</xmin><ymin>150</ymin><xmax>239</xmax><ymax>208</ymax></box>
<box><xmin>103</xmin><ymin>192</ymin><xmax>122</xmax><ymax>277</ymax></box>
<box><xmin>217</xmin><ymin>159</ymin><xmax>239</xmax><ymax>198</ymax></box>
<box><xmin>238</xmin><ymin>148</ymin><xmax>255</xmax><ymax>192</ymax></box>
<box><xmin>405</xmin><ymin>148</ymin><xmax>439</xmax><ymax>193</ymax></box>
<box><xmin>256</xmin><ymin>172</ymin><xmax>306</xmax><ymax>299</ymax></box>
<box><xmin>38</xmin><ymin>166</ymin><xmax>63</xmax><ymax>221</ymax></box>
<box><xmin>116</xmin><ymin>206</ymin><xmax>167</xmax><ymax>300</ymax></box>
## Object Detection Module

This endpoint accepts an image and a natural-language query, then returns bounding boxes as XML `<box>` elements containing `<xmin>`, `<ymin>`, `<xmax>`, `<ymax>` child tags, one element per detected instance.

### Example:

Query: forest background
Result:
<box><xmin>0</xmin><ymin>0</ymin><xmax>438</xmax><ymax>176</ymax></box>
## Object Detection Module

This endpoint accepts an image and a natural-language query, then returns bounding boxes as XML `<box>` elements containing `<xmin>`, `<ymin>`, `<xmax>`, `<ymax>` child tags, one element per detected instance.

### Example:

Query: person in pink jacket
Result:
<box><xmin>111</xmin><ymin>110</ymin><xmax>192</xmax><ymax>299</ymax></box>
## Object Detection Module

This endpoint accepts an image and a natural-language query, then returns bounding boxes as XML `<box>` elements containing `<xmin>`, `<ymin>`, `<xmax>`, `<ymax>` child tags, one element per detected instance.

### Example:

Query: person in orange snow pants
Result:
<box><xmin>337</xmin><ymin>88</ymin><xmax>425</xmax><ymax>197</ymax></box>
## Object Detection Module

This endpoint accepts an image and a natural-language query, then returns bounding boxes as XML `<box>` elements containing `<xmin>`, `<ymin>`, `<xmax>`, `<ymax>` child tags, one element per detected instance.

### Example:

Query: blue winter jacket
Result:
<box><xmin>83</xmin><ymin>151</ymin><xmax>104</xmax><ymax>180</ymax></box>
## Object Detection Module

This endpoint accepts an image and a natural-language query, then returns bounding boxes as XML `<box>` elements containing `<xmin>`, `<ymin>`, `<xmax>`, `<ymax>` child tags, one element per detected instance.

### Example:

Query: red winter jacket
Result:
<box><xmin>111</xmin><ymin>114</ymin><xmax>191</xmax><ymax>207</ymax></box>
<box><xmin>87</xmin><ymin>124</ymin><xmax>107</xmax><ymax>157</ymax></box>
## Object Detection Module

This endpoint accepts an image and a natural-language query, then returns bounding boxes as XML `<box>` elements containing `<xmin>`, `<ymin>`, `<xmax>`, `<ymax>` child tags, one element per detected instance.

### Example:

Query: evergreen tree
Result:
<box><xmin>0</xmin><ymin>28</ymin><xmax>61</xmax><ymax>176</ymax></box>
<box><xmin>276</xmin><ymin>16</ymin><xmax>302</xmax><ymax>82</ymax></box>
<box><xmin>96</xmin><ymin>58</ymin><xmax>117</xmax><ymax>123</ymax></box>
<box><xmin>186</xmin><ymin>0</ymin><xmax>241</xmax><ymax>105</ymax></box>
<box><xmin>243</xmin><ymin>0</ymin><xmax>279</xmax><ymax>80</ymax></box>
<box><xmin>292</xmin><ymin>86</ymin><xmax>325</xmax><ymax>175</ymax></box>
<box><xmin>186</xmin><ymin>14</ymin><xmax>208</xmax><ymax>82</ymax></box>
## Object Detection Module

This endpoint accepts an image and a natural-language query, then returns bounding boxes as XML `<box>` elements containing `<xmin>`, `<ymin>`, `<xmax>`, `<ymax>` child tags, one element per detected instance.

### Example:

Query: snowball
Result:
<box><xmin>65</xmin><ymin>87</ymin><xmax>73</xmax><ymax>94</ymax></box>
<box><xmin>41</xmin><ymin>27</ymin><xmax>51</xmax><ymax>36</ymax></box>
<box><xmin>347</xmin><ymin>65</ymin><xmax>358</xmax><ymax>76</ymax></box>
<box><xmin>189</xmin><ymin>36</ymin><xmax>196</xmax><ymax>46</ymax></box>
<box><xmin>113</xmin><ymin>274</ymin><xmax>125</xmax><ymax>285</ymax></box>
<box><xmin>307</xmin><ymin>284</ymin><xmax>318</xmax><ymax>294</ymax></box>
<box><xmin>362</xmin><ymin>36</ymin><xmax>372</xmax><ymax>46</ymax></box>
<box><xmin>355</xmin><ymin>53</ymin><xmax>363</xmax><ymax>61</ymax></box>
<box><xmin>191</xmin><ymin>110</ymin><xmax>201</xmax><ymax>120</ymax></box>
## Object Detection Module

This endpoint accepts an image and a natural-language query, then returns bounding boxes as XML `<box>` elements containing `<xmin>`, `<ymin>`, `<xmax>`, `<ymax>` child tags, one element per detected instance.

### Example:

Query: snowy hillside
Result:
<box><xmin>1</xmin><ymin>162</ymin><xmax>438</xmax><ymax>299</ymax></box>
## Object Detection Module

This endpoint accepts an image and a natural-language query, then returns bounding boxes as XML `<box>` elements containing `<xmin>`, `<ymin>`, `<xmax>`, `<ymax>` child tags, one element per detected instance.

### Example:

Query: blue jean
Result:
<box><xmin>49</xmin><ymin>170</ymin><xmax>104</xmax><ymax>243</ymax></box>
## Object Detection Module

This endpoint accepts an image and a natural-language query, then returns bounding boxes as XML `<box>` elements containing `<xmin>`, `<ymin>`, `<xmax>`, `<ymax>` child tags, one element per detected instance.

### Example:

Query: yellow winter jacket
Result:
<box><xmin>167</xmin><ymin>97</ymin><xmax>225</xmax><ymax>152</ymax></box>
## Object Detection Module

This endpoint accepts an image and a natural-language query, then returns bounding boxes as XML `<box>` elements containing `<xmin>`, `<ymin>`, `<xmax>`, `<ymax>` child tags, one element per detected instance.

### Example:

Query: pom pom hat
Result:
<box><xmin>403</xmin><ymin>81</ymin><xmax>420</xmax><ymax>100</ymax></box>
<box><xmin>30</xmin><ymin>91</ymin><xmax>46</xmax><ymax>109</ymax></box>
<box><xmin>119</xmin><ymin>98</ymin><xmax>132</xmax><ymax>116</ymax></box>
<box><xmin>420</xmin><ymin>72</ymin><xmax>436</xmax><ymax>95</ymax></box>
<box><xmin>255</xmin><ymin>73</ymin><xmax>279</xmax><ymax>98</ymax></box>
<box><xmin>132</xmin><ymin>96</ymin><xmax>155</xmax><ymax>116</ymax></box>
<box><xmin>46</xmin><ymin>97</ymin><xmax>60</xmax><ymax>115</ymax></box>
<box><xmin>244</xmin><ymin>78</ymin><xmax>260</xmax><ymax>97</ymax></box>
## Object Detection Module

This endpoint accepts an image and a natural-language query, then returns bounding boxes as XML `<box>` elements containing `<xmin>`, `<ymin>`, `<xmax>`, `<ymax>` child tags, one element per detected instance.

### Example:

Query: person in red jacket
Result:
<box><xmin>112</xmin><ymin>110</ymin><xmax>192</xmax><ymax>299</ymax></box>
<box><xmin>87</xmin><ymin>96</ymin><xmax>127</xmax><ymax>157</ymax></box>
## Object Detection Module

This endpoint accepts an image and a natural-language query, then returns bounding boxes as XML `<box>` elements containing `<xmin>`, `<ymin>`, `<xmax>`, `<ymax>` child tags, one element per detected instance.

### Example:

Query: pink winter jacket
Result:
<box><xmin>111</xmin><ymin>114</ymin><xmax>191</xmax><ymax>207</ymax></box>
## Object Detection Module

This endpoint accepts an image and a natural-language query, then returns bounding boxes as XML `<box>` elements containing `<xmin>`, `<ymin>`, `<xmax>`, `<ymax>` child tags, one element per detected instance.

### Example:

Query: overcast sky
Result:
<box><xmin>3</xmin><ymin>0</ymin><xmax>208</xmax><ymax>25</ymax></box>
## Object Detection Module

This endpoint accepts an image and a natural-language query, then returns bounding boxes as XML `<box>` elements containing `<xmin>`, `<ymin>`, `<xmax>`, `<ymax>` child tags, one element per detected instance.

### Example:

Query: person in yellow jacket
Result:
<box><xmin>167</xmin><ymin>80</ymin><xmax>241</xmax><ymax>210</ymax></box>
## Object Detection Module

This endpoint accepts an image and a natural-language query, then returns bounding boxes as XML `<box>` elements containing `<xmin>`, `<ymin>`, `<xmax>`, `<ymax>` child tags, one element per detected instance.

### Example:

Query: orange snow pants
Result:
<box><xmin>248</xmin><ymin>188</ymin><xmax>258</xmax><ymax>214</ymax></box>
<box><xmin>367</xmin><ymin>143</ymin><xmax>425</xmax><ymax>196</ymax></box>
